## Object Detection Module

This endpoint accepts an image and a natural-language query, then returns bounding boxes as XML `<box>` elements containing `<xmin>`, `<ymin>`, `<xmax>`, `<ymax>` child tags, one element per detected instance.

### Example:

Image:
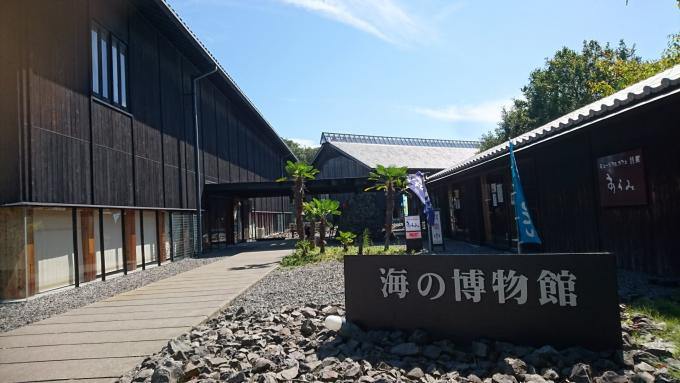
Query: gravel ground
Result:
<box><xmin>231</xmin><ymin>261</ymin><xmax>344</xmax><ymax>315</ymax></box>
<box><xmin>0</xmin><ymin>256</ymin><xmax>222</xmax><ymax>333</ymax></box>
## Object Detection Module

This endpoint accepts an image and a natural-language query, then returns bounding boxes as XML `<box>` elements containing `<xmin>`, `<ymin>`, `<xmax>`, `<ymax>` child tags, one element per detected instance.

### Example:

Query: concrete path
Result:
<box><xmin>0</xmin><ymin>246</ymin><xmax>290</xmax><ymax>383</ymax></box>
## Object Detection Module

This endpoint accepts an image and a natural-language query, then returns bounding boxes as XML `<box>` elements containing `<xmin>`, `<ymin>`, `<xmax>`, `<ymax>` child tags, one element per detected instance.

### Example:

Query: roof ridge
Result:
<box><xmin>321</xmin><ymin>132</ymin><xmax>481</xmax><ymax>148</ymax></box>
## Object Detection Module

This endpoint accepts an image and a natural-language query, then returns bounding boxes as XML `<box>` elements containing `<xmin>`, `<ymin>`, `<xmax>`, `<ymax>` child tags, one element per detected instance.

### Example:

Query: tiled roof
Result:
<box><xmin>317</xmin><ymin>132</ymin><xmax>480</xmax><ymax>170</ymax></box>
<box><xmin>429</xmin><ymin>64</ymin><xmax>680</xmax><ymax>181</ymax></box>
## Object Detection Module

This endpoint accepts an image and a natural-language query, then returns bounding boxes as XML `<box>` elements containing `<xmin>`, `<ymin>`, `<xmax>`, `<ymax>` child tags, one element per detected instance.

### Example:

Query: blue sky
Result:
<box><xmin>167</xmin><ymin>0</ymin><xmax>679</xmax><ymax>147</ymax></box>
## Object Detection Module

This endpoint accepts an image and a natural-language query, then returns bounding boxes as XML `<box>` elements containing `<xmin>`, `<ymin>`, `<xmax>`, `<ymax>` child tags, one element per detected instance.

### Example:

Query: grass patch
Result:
<box><xmin>280</xmin><ymin>244</ymin><xmax>410</xmax><ymax>267</ymax></box>
<box><xmin>625</xmin><ymin>291</ymin><xmax>680</xmax><ymax>379</ymax></box>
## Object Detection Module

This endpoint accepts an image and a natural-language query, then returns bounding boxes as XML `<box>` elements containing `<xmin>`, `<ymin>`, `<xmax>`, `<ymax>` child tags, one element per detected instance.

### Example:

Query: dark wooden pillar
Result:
<box><xmin>157</xmin><ymin>211</ymin><xmax>166</xmax><ymax>264</ymax></box>
<box><xmin>123</xmin><ymin>210</ymin><xmax>137</xmax><ymax>272</ymax></box>
<box><xmin>26</xmin><ymin>208</ymin><xmax>36</xmax><ymax>296</ymax></box>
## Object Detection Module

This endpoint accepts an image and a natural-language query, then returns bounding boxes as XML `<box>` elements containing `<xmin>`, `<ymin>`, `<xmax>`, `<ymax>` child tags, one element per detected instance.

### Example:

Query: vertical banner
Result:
<box><xmin>431</xmin><ymin>210</ymin><xmax>443</xmax><ymax>246</ymax></box>
<box><xmin>406</xmin><ymin>172</ymin><xmax>435</xmax><ymax>225</ymax></box>
<box><xmin>509</xmin><ymin>141</ymin><xmax>541</xmax><ymax>246</ymax></box>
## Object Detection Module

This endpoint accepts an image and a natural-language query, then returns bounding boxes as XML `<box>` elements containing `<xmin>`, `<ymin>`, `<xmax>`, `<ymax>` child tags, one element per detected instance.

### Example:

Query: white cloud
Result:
<box><xmin>279</xmin><ymin>0</ymin><xmax>427</xmax><ymax>46</ymax></box>
<box><xmin>412</xmin><ymin>99</ymin><xmax>512</xmax><ymax>124</ymax></box>
<box><xmin>289</xmin><ymin>138</ymin><xmax>317</xmax><ymax>147</ymax></box>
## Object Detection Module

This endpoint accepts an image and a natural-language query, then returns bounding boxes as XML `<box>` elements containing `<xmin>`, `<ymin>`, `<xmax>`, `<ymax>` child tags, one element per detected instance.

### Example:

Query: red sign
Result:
<box><xmin>596</xmin><ymin>149</ymin><xmax>647</xmax><ymax>207</ymax></box>
<box><xmin>406</xmin><ymin>231</ymin><xmax>422</xmax><ymax>239</ymax></box>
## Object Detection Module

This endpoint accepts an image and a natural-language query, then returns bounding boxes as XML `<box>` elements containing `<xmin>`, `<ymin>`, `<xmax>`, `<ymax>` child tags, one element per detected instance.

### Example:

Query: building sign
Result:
<box><xmin>431</xmin><ymin>210</ymin><xmax>443</xmax><ymax>245</ymax></box>
<box><xmin>345</xmin><ymin>253</ymin><xmax>621</xmax><ymax>350</ymax></box>
<box><xmin>597</xmin><ymin>149</ymin><xmax>647</xmax><ymax>207</ymax></box>
<box><xmin>404</xmin><ymin>216</ymin><xmax>421</xmax><ymax>239</ymax></box>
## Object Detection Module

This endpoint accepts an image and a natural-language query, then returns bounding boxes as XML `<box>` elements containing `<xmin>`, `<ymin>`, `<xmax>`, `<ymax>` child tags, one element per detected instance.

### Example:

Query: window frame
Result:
<box><xmin>90</xmin><ymin>21</ymin><xmax>129</xmax><ymax>110</ymax></box>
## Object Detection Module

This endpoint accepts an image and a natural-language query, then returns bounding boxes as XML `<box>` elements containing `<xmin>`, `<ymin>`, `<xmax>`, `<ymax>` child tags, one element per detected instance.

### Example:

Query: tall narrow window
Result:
<box><xmin>91</xmin><ymin>28</ymin><xmax>99</xmax><ymax>94</ymax></box>
<box><xmin>119</xmin><ymin>44</ymin><xmax>127</xmax><ymax>108</ymax></box>
<box><xmin>90</xmin><ymin>23</ymin><xmax>128</xmax><ymax>109</ymax></box>
<box><xmin>111</xmin><ymin>40</ymin><xmax>119</xmax><ymax>104</ymax></box>
<box><xmin>100</xmin><ymin>32</ymin><xmax>109</xmax><ymax>99</ymax></box>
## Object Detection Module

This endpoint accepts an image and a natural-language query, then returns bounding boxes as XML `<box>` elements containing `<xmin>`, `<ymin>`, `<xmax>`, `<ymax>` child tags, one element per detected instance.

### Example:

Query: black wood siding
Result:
<box><xmin>0</xmin><ymin>0</ymin><xmax>293</xmax><ymax>212</ymax></box>
<box><xmin>429</xmin><ymin>93</ymin><xmax>680</xmax><ymax>275</ymax></box>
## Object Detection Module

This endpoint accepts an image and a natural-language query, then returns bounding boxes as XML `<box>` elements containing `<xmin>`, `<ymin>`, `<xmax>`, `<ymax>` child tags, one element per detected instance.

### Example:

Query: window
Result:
<box><xmin>91</xmin><ymin>23</ymin><xmax>128</xmax><ymax>108</ymax></box>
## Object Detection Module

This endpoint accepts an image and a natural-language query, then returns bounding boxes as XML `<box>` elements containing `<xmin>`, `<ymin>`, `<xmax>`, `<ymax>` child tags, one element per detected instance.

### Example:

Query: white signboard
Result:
<box><xmin>431</xmin><ymin>210</ymin><xmax>443</xmax><ymax>245</ymax></box>
<box><xmin>405</xmin><ymin>215</ymin><xmax>421</xmax><ymax>240</ymax></box>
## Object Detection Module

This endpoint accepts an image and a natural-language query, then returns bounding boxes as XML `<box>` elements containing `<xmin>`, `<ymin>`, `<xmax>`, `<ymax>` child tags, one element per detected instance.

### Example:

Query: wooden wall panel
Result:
<box><xmin>159</xmin><ymin>34</ymin><xmax>184</xmax><ymax>208</ymax></box>
<box><xmin>123</xmin><ymin>209</ymin><xmax>137</xmax><ymax>271</ymax></box>
<box><xmin>200</xmin><ymin>82</ymin><xmax>218</xmax><ymax>182</ymax></box>
<box><xmin>0</xmin><ymin>1</ymin><xmax>23</xmax><ymax>204</ymax></box>
<box><xmin>24</xmin><ymin>0</ymin><xmax>91</xmax><ymax>204</ymax></box>
<box><xmin>0</xmin><ymin>208</ymin><xmax>27</xmax><ymax>299</ymax></box>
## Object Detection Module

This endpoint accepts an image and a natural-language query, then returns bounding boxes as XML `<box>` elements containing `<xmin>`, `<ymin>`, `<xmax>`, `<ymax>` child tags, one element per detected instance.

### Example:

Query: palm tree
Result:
<box><xmin>303</xmin><ymin>198</ymin><xmax>341</xmax><ymax>253</ymax></box>
<box><xmin>277</xmin><ymin>161</ymin><xmax>319</xmax><ymax>240</ymax></box>
<box><xmin>365</xmin><ymin>165</ymin><xmax>408</xmax><ymax>251</ymax></box>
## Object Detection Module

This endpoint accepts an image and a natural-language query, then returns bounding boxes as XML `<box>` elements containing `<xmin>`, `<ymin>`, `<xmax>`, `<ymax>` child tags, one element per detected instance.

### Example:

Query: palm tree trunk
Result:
<box><xmin>308</xmin><ymin>220</ymin><xmax>315</xmax><ymax>248</ymax></box>
<box><xmin>294</xmin><ymin>178</ymin><xmax>304</xmax><ymax>239</ymax></box>
<box><xmin>384</xmin><ymin>185</ymin><xmax>394</xmax><ymax>251</ymax></box>
<box><xmin>319</xmin><ymin>218</ymin><xmax>326</xmax><ymax>253</ymax></box>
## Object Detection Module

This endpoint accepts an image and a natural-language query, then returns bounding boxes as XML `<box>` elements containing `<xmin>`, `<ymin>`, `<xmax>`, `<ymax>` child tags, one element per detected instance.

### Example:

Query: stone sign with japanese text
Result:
<box><xmin>345</xmin><ymin>253</ymin><xmax>621</xmax><ymax>350</ymax></box>
<box><xmin>597</xmin><ymin>149</ymin><xmax>647</xmax><ymax>207</ymax></box>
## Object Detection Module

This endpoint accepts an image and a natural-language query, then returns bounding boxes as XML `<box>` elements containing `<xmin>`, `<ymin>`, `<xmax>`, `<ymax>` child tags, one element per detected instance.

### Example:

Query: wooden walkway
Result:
<box><xmin>0</xmin><ymin>246</ymin><xmax>289</xmax><ymax>382</ymax></box>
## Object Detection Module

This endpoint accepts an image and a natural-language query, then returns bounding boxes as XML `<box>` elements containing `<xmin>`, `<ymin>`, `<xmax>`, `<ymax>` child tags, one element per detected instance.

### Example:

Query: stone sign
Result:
<box><xmin>345</xmin><ymin>253</ymin><xmax>621</xmax><ymax>350</ymax></box>
<box><xmin>597</xmin><ymin>149</ymin><xmax>647</xmax><ymax>207</ymax></box>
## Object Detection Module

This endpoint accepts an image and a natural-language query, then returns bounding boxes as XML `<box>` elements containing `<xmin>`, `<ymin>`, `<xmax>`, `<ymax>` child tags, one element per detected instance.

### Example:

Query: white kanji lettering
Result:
<box><xmin>380</xmin><ymin>268</ymin><xmax>409</xmax><ymax>299</ymax></box>
<box><xmin>537</xmin><ymin>270</ymin><xmax>577</xmax><ymax>306</ymax></box>
<box><xmin>417</xmin><ymin>273</ymin><xmax>445</xmax><ymax>300</ymax></box>
<box><xmin>606</xmin><ymin>173</ymin><xmax>615</xmax><ymax>194</ymax></box>
<box><xmin>492</xmin><ymin>270</ymin><xmax>528</xmax><ymax>304</ymax></box>
<box><xmin>452</xmin><ymin>269</ymin><xmax>485</xmax><ymax>303</ymax></box>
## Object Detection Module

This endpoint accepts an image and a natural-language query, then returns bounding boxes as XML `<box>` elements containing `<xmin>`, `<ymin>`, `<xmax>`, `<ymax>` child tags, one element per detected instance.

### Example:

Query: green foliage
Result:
<box><xmin>276</xmin><ymin>160</ymin><xmax>319</xmax><ymax>183</ymax></box>
<box><xmin>302</xmin><ymin>198</ymin><xmax>341</xmax><ymax>253</ymax></box>
<box><xmin>335</xmin><ymin>231</ymin><xmax>357</xmax><ymax>251</ymax></box>
<box><xmin>362</xmin><ymin>228</ymin><xmax>372</xmax><ymax>249</ymax></box>
<box><xmin>479</xmin><ymin>34</ymin><xmax>680</xmax><ymax>151</ymax></box>
<box><xmin>627</xmin><ymin>296</ymin><xmax>680</xmax><ymax>360</ymax></box>
<box><xmin>281</xmin><ymin>138</ymin><xmax>319</xmax><ymax>164</ymax></box>
<box><xmin>281</xmin><ymin>240</ymin><xmax>315</xmax><ymax>266</ymax></box>
<box><xmin>364</xmin><ymin>165</ymin><xmax>409</xmax><ymax>192</ymax></box>
<box><xmin>276</xmin><ymin>160</ymin><xmax>320</xmax><ymax>241</ymax></box>
<box><xmin>280</xmin><ymin>244</ymin><xmax>408</xmax><ymax>267</ymax></box>
<box><xmin>365</xmin><ymin>165</ymin><xmax>408</xmax><ymax>251</ymax></box>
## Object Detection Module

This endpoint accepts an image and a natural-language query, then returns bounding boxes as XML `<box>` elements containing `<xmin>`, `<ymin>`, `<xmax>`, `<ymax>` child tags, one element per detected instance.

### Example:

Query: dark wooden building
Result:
<box><xmin>427</xmin><ymin>66</ymin><xmax>680</xmax><ymax>276</ymax></box>
<box><xmin>313</xmin><ymin>132</ymin><xmax>479</xmax><ymax>236</ymax></box>
<box><xmin>0</xmin><ymin>0</ymin><xmax>295</xmax><ymax>299</ymax></box>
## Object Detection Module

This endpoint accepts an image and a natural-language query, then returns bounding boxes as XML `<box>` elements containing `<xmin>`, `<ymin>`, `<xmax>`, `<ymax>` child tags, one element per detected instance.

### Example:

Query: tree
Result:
<box><xmin>303</xmin><ymin>198</ymin><xmax>341</xmax><ymax>253</ymax></box>
<box><xmin>479</xmin><ymin>35</ymin><xmax>680</xmax><ymax>151</ymax></box>
<box><xmin>336</xmin><ymin>231</ymin><xmax>357</xmax><ymax>251</ymax></box>
<box><xmin>277</xmin><ymin>161</ymin><xmax>319</xmax><ymax>240</ymax></box>
<box><xmin>365</xmin><ymin>165</ymin><xmax>408</xmax><ymax>251</ymax></box>
<box><xmin>282</xmin><ymin>138</ymin><xmax>319</xmax><ymax>164</ymax></box>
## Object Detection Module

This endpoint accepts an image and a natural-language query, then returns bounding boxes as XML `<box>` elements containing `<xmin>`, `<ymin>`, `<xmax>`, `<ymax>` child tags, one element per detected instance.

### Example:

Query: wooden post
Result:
<box><xmin>72</xmin><ymin>208</ymin><xmax>80</xmax><ymax>287</ymax></box>
<box><xmin>99</xmin><ymin>208</ymin><xmax>105</xmax><ymax>281</ymax></box>
<box><xmin>123</xmin><ymin>210</ymin><xmax>137</xmax><ymax>272</ymax></box>
<box><xmin>80</xmin><ymin>210</ymin><xmax>96</xmax><ymax>282</ymax></box>
<box><xmin>26</xmin><ymin>208</ymin><xmax>36</xmax><ymax>296</ymax></box>
<box><xmin>157</xmin><ymin>211</ymin><xmax>166</xmax><ymax>264</ymax></box>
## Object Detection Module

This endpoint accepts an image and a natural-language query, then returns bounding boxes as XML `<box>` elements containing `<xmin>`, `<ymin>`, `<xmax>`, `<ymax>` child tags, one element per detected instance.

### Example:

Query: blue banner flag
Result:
<box><xmin>509</xmin><ymin>141</ymin><xmax>541</xmax><ymax>245</ymax></box>
<box><xmin>407</xmin><ymin>171</ymin><xmax>435</xmax><ymax>225</ymax></box>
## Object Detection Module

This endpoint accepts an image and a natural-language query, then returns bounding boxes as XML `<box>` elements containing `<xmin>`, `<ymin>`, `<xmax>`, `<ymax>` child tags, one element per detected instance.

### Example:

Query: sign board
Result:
<box><xmin>597</xmin><ymin>149</ymin><xmax>647</xmax><ymax>207</ymax></box>
<box><xmin>404</xmin><ymin>215</ymin><xmax>422</xmax><ymax>251</ymax></box>
<box><xmin>431</xmin><ymin>210</ymin><xmax>443</xmax><ymax>245</ymax></box>
<box><xmin>345</xmin><ymin>253</ymin><xmax>621</xmax><ymax>350</ymax></box>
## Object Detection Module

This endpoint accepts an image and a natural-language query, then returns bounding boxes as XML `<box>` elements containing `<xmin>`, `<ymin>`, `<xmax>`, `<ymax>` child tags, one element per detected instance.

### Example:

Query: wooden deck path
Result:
<box><xmin>0</xmin><ymin>246</ymin><xmax>289</xmax><ymax>382</ymax></box>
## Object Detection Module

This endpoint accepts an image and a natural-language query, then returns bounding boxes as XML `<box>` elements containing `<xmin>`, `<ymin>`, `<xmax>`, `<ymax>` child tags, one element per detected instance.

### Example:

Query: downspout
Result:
<box><xmin>192</xmin><ymin>66</ymin><xmax>218</xmax><ymax>256</ymax></box>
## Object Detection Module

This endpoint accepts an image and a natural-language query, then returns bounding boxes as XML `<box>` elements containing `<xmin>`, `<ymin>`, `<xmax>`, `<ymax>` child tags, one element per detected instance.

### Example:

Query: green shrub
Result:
<box><xmin>336</xmin><ymin>231</ymin><xmax>357</xmax><ymax>251</ymax></box>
